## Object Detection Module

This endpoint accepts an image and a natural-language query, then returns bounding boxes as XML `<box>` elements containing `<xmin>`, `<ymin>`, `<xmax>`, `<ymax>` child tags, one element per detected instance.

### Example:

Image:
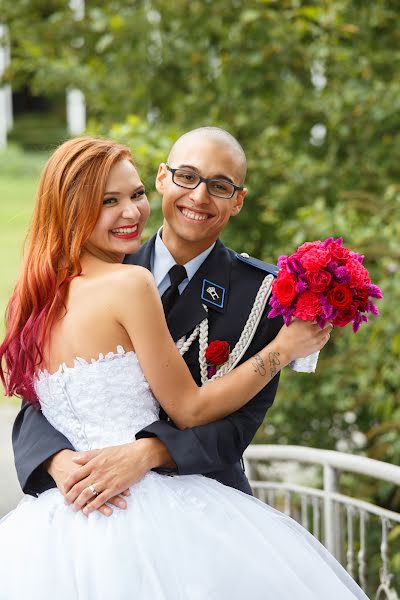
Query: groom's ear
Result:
<box><xmin>155</xmin><ymin>163</ymin><xmax>167</xmax><ymax>194</ymax></box>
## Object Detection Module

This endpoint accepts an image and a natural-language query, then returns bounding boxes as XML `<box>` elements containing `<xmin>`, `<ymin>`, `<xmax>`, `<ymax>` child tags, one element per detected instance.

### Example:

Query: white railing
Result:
<box><xmin>243</xmin><ymin>445</ymin><xmax>400</xmax><ymax>600</ymax></box>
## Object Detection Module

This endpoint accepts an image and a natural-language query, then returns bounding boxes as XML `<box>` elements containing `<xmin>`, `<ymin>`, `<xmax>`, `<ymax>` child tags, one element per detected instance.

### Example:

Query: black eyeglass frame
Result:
<box><xmin>166</xmin><ymin>164</ymin><xmax>243</xmax><ymax>199</ymax></box>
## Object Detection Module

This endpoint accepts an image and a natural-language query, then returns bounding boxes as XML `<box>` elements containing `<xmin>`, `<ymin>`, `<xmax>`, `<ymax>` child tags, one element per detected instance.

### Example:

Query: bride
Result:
<box><xmin>0</xmin><ymin>137</ymin><xmax>368</xmax><ymax>599</ymax></box>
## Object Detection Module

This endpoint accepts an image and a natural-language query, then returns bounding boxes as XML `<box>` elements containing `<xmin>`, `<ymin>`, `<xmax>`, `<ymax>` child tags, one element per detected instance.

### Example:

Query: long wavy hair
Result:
<box><xmin>0</xmin><ymin>136</ymin><xmax>133</xmax><ymax>405</ymax></box>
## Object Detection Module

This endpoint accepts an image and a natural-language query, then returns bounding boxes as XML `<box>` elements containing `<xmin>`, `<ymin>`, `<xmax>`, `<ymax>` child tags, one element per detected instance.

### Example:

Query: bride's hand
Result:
<box><xmin>48</xmin><ymin>449</ymin><xmax>130</xmax><ymax>517</ymax></box>
<box><xmin>274</xmin><ymin>319</ymin><xmax>332</xmax><ymax>365</ymax></box>
<box><xmin>63</xmin><ymin>438</ymin><xmax>171</xmax><ymax>516</ymax></box>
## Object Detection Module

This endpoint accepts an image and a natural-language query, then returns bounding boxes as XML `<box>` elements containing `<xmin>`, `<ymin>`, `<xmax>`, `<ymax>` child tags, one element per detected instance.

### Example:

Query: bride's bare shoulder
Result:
<box><xmin>101</xmin><ymin>263</ymin><xmax>155</xmax><ymax>294</ymax></box>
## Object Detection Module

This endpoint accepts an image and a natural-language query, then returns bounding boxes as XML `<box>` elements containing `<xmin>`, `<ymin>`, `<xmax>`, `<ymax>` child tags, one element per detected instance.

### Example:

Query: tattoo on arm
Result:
<box><xmin>269</xmin><ymin>352</ymin><xmax>281</xmax><ymax>378</ymax></box>
<box><xmin>252</xmin><ymin>354</ymin><xmax>266</xmax><ymax>377</ymax></box>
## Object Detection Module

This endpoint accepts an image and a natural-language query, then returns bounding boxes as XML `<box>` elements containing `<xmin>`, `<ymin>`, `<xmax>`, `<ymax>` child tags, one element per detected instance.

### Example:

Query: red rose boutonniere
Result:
<box><xmin>205</xmin><ymin>340</ymin><xmax>230</xmax><ymax>378</ymax></box>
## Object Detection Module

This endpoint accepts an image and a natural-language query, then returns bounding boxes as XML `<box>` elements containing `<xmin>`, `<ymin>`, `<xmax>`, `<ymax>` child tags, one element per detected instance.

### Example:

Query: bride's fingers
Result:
<box><xmin>96</xmin><ymin>504</ymin><xmax>113</xmax><ymax>517</ymax></box>
<box><xmin>65</xmin><ymin>476</ymin><xmax>92</xmax><ymax>504</ymax></box>
<box><xmin>71</xmin><ymin>483</ymin><xmax>101</xmax><ymax>511</ymax></box>
<box><xmin>72</xmin><ymin>450</ymin><xmax>101</xmax><ymax>465</ymax></box>
<box><xmin>83</xmin><ymin>490</ymin><xmax>116</xmax><ymax>516</ymax></box>
<box><xmin>64</xmin><ymin>463</ymin><xmax>94</xmax><ymax>495</ymax></box>
<box><xmin>107</xmin><ymin>495</ymin><xmax>128</xmax><ymax>510</ymax></box>
<box><xmin>106</xmin><ymin>495</ymin><xmax>128</xmax><ymax>510</ymax></box>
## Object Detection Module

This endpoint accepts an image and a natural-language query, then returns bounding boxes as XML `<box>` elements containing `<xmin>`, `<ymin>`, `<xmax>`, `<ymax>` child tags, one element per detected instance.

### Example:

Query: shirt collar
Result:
<box><xmin>152</xmin><ymin>227</ymin><xmax>215</xmax><ymax>287</ymax></box>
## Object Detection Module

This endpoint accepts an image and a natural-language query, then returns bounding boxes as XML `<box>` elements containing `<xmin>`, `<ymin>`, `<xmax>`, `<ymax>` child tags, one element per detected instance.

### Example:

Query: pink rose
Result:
<box><xmin>294</xmin><ymin>241</ymin><xmax>322</xmax><ymax>257</ymax></box>
<box><xmin>294</xmin><ymin>291</ymin><xmax>323</xmax><ymax>320</ymax></box>
<box><xmin>305</xmin><ymin>270</ymin><xmax>332</xmax><ymax>293</ymax></box>
<box><xmin>299</xmin><ymin>248</ymin><xmax>331</xmax><ymax>272</ymax></box>
<box><xmin>346</xmin><ymin>258</ymin><xmax>371</xmax><ymax>288</ymax></box>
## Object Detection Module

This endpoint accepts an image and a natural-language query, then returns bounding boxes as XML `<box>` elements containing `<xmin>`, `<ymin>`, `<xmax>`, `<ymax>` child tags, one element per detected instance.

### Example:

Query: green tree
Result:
<box><xmin>2</xmin><ymin>0</ymin><xmax>399</xmax><ymax>479</ymax></box>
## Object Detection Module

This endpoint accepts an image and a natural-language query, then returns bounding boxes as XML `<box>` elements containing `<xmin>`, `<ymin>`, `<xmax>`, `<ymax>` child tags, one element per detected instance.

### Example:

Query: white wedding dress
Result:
<box><xmin>0</xmin><ymin>347</ymin><xmax>368</xmax><ymax>600</ymax></box>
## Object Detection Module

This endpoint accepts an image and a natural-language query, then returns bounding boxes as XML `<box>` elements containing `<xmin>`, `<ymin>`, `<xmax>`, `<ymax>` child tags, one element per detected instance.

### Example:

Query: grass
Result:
<box><xmin>0</xmin><ymin>145</ymin><xmax>49</xmax><ymax>402</ymax></box>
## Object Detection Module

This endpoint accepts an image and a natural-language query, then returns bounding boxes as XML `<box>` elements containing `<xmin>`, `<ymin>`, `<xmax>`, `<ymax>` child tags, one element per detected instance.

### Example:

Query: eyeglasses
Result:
<box><xmin>166</xmin><ymin>165</ymin><xmax>243</xmax><ymax>199</ymax></box>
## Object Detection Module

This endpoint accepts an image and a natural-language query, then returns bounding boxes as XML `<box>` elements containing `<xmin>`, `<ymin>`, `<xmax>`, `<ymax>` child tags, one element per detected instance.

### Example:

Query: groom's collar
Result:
<box><xmin>152</xmin><ymin>229</ymin><xmax>215</xmax><ymax>289</ymax></box>
<box><xmin>123</xmin><ymin>235</ymin><xmax>155</xmax><ymax>270</ymax></box>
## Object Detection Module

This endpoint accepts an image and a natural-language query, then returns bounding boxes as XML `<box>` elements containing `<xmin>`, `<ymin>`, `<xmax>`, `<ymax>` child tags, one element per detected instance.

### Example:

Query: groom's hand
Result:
<box><xmin>63</xmin><ymin>438</ymin><xmax>171</xmax><ymax>516</ymax></box>
<box><xmin>46</xmin><ymin>448</ymin><xmax>129</xmax><ymax>517</ymax></box>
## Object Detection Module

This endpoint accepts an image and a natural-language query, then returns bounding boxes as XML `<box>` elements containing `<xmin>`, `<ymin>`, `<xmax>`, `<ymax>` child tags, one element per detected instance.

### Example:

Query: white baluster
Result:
<box><xmin>267</xmin><ymin>489</ymin><xmax>276</xmax><ymax>508</ymax></box>
<box><xmin>346</xmin><ymin>505</ymin><xmax>355</xmax><ymax>578</ymax></box>
<box><xmin>283</xmin><ymin>490</ymin><xmax>291</xmax><ymax>516</ymax></box>
<box><xmin>358</xmin><ymin>509</ymin><xmax>368</xmax><ymax>591</ymax></box>
<box><xmin>323</xmin><ymin>464</ymin><xmax>339</xmax><ymax>555</ymax></box>
<box><xmin>301</xmin><ymin>494</ymin><xmax>308</xmax><ymax>529</ymax></box>
<box><xmin>312</xmin><ymin>496</ymin><xmax>320</xmax><ymax>540</ymax></box>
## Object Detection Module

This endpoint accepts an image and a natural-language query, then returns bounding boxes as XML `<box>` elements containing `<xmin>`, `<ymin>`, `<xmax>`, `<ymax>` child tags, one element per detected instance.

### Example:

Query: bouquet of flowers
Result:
<box><xmin>268</xmin><ymin>237</ymin><xmax>383</xmax><ymax>372</ymax></box>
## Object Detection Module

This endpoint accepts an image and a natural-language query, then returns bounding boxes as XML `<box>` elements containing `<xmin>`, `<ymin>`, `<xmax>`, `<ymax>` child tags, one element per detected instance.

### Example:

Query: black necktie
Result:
<box><xmin>161</xmin><ymin>264</ymin><xmax>187</xmax><ymax>316</ymax></box>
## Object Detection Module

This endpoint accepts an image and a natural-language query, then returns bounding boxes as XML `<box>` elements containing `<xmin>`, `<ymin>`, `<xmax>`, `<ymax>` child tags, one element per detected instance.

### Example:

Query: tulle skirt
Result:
<box><xmin>0</xmin><ymin>472</ymin><xmax>368</xmax><ymax>599</ymax></box>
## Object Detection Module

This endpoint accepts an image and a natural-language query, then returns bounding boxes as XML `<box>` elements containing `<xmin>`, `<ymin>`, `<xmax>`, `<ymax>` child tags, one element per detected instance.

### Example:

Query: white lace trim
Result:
<box><xmin>36</xmin><ymin>344</ymin><xmax>135</xmax><ymax>380</ymax></box>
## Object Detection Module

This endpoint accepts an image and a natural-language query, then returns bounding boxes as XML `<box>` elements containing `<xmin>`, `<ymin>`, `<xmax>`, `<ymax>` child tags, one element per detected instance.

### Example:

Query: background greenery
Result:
<box><xmin>1</xmin><ymin>0</ymin><xmax>399</xmax><ymax>566</ymax></box>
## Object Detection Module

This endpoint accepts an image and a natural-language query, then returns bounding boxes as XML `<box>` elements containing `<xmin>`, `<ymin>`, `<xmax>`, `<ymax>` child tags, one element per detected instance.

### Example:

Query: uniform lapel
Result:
<box><xmin>167</xmin><ymin>240</ymin><xmax>232</xmax><ymax>341</ymax></box>
<box><xmin>125</xmin><ymin>237</ymin><xmax>233</xmax><ymax>343</ymax></box>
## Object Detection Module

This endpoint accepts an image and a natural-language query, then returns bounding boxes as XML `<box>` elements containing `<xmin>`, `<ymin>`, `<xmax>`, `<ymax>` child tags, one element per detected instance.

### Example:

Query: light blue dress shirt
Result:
<box><xmin>151</xmin><ymin>228</ymin><xmax>215</xmax><ymax>296</ymax></box>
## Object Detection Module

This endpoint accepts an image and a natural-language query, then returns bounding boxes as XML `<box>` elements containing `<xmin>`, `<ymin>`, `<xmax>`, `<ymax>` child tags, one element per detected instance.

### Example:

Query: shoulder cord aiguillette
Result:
<box><xmin>176</xmin><ymin>274</ymin><xmax>274</xmax><ymax>385</ymax></box>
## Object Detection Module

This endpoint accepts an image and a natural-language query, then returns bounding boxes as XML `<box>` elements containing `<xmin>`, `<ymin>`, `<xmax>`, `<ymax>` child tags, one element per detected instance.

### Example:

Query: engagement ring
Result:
<box><xmin>88</xmin><ymin>484</ymin><xmax>99</xmax><ymax>497</ymax></box>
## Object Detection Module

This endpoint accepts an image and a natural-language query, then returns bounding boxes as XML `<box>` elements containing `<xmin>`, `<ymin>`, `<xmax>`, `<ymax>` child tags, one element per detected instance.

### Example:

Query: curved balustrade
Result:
<box><xmin>244</xmin><ymin>445</ymin><xmax>400</xmax><ymax>599</ymax></box>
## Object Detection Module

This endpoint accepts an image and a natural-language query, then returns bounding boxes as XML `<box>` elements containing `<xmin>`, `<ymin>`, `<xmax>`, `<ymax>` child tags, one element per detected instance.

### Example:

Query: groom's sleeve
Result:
<box><xmin>12</xmin><ymin>401</ymin><xmax>74</xmax><ymax>496</ymax></box>
<box><xmin>136</xmin><ymin>378</ymin><xmax>279</xmax><ymax>475</ymax></box>
<box><xmin>136</xmin><ymin>314</ymin><xmax>283</xmax><ymax>475</ymax></box>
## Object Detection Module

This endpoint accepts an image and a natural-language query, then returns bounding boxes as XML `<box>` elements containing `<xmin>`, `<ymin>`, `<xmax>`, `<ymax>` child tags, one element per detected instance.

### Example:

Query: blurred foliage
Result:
<box><xmin>8</xmin><ymin>113</ymin><xmax>67</xmax><ymax>151</ymax></box>
<box><xmin>2</xmin><ymin>1</ymin><xmax>399</xmax><ymax>506</ymax></box>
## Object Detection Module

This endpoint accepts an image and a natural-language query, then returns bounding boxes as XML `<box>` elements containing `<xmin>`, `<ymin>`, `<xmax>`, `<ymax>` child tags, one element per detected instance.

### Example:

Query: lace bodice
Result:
<box><xmin>35</xmin><ymin>346</ymin><xmax>160</xmax><ymax>450</ymax></box>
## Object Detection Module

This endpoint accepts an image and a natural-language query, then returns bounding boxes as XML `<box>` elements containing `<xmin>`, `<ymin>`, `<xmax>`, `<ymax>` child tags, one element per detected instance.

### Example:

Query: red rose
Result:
<box><xmin>293</xmin><ymin>291</ymin><xmax>322</xmax><ymax>320</ymax></box>
<box><xmin>305</xmin><ymin>269</ymin><xmax>332</xmax><ymax>293</ymax></box>
<box><xmin>300</xmin><ymin>248</ymin><xmax>331</xmax><ymax>272</ymax></box>
<box><xmin>333</xmin><ymin>304</ymin><xmax>358</xmax><ymax>327</ymax></box>
<box><xmin>326</xmin><ymin>242</ymin><xmax>350</xmax><ymax>264</ymax></box>
<box><xmin>205</xmin><ymin>341</ymin><xmax>230</xmax><ymax>366</ymax></box>
<box><xmin>353</xmin><ymin>287</ymin><xmax>369</xmax><ymax>310</ymax></box>
<box><xmin>273</xmin><ymin>270</ymin><xmax>297</xmax><ymax>306</ymax></box>
<box><xmin>327</xmin><ymin>284</ymin><xmax>353</xmax><ymax>310</ymax></box>
<box><xmin>346</xmin><ymin>258</ymin><xmax>371</xmax><ymax>288</ymax></box>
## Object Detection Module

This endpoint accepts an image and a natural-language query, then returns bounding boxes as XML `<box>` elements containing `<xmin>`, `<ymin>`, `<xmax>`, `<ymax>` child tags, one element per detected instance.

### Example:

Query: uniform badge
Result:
<box><xmin>201</xmin><ymin>279</ymin><xmax>225</xmax><ymax>309</ymax></box>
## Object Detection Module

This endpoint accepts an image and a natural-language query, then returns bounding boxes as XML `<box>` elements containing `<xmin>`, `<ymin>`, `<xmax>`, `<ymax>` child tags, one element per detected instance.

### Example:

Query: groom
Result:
<box><xmin>12</xmin><ymin>127</ymin><xmax>283</xmax><ymax>515</ymax></box>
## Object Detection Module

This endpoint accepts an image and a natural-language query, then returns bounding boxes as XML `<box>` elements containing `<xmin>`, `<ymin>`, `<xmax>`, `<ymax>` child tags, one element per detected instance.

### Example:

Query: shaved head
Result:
<box><xmin>167</xmin><ymin>127</ymin><xmax>247</xmax><ymax>184</ymax></box>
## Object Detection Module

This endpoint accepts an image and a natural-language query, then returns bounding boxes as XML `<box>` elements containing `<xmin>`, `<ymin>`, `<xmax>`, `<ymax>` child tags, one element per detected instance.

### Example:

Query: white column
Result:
<box><xmin>66</xmin><ymin>88</ymin><xmax>86</xmax><ymax>135</ymax></box>
<box><xmin>67</xmin><ymin>0</ymin><xmax>86</xmax><ymax>136</ymax></box>
<box><xmin>0</xmin><ymin>24</ymin><xmax>12</xmax><ymax>150</ymax></box>
<box><xmin>0</xmin><ymin>89</ymin><xmax>7</xmax><ymax>150</ymax></box>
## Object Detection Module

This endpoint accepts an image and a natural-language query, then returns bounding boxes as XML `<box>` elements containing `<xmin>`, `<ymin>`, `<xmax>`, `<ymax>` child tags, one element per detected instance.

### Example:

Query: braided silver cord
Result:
<box><xmin>198</xmin><ymin>308</ymin><xmax>209</xmax><ymax>384</ymax></box>
<box><xmin>176</xmin><ymin>325</ymin><xmax>201</xmax><ymax>355</ymax></box>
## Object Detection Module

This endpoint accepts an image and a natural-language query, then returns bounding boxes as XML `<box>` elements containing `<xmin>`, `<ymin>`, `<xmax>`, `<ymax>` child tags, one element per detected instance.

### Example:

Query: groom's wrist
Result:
<box><xmin>135</xmin><ymin>438</ymin><xmax>176</xmax><ymax>470</ymax></box>
<box><xmin>45</xmin><ymin>449</ymin><xmax>76</xmax><ymax>478</ymax></box>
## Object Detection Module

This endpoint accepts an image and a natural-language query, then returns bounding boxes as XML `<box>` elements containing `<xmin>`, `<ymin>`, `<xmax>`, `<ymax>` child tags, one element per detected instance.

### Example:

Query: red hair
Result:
<box><xmin>0</xmin><ymin>136</ymin><xmax>133</xmax><ymax>405</ymax></box>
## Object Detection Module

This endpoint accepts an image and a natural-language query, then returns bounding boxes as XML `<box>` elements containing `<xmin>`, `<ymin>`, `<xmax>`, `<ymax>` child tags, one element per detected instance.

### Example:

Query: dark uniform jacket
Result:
<box><xmin>12</xmin><ymin>236</ymin><xmax>282</xmax><ymax>496</ymax></box>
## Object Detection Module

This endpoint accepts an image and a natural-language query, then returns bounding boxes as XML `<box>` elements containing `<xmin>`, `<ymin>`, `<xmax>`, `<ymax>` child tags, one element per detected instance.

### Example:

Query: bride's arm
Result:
<box><xmin>114</xmin><ymin>267</ymin><xmax>329</xmax><ymax>429</ymax></box>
